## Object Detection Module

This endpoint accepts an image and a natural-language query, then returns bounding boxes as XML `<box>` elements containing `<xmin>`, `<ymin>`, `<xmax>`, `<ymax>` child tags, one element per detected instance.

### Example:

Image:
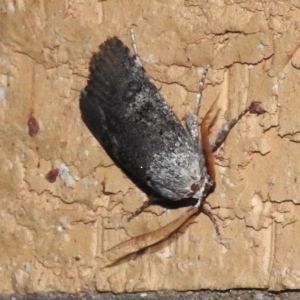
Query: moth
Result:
<box><xmin>79</xmin><ymin>30</ymin><xmax>265</xmax><ymax>265</ymax></box>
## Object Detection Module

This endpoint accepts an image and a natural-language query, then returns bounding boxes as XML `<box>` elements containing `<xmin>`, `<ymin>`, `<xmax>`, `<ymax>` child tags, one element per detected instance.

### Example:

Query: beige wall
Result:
<box><xmin>1</xmin><ymin>0</ymin><xmax>300</xmax><ymax>293</ymax></box>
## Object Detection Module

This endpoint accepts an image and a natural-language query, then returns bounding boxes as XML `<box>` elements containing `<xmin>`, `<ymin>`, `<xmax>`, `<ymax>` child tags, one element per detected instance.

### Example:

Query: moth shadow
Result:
<box><xmin>152</xmin><ymin>197</ymin><xmax>198</xmax><ymax>210</ymax></box>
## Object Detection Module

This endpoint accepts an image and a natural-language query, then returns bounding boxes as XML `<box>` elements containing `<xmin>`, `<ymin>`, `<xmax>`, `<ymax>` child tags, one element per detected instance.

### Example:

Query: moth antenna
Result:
<box><xmin>201</xmin><ymin>99</ymin><xmax>220</xmax><ymax>181</ymax></box>
<box><xmin>100</xmin><ymin>207</ymin><xmax>200</xmax><ymax>267</ymax></box>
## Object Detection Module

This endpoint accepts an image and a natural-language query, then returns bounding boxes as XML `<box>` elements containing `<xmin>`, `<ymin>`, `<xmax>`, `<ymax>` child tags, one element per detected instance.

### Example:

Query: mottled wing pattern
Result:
<box><xmin>80</xmin><ymin>37</ymin><xmax>200</xmax><ymax>199</ymax></box>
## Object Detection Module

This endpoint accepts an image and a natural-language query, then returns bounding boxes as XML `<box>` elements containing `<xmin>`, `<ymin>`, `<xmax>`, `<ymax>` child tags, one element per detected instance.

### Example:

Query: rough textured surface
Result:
<box><xmin>1</xmin><ymin>0</ymin><xmax>300</xmax><ymax>294</ymax></box>
<box><xmin>0</xmin><ymin>290</ymin><xmax>300</xmax><ymax>300</ymax></box>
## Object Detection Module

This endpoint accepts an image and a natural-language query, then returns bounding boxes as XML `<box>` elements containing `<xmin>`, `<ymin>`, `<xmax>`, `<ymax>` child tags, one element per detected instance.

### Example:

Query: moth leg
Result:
<box><xmin>186</xmin><ymin>65</ymin><xmax>210</xmax><ymax>142</ymax></box>
<box><xmin>194</xmin><ymin>195</ymin><xmax>219</xmax><ymax>235</ymax></box>
<box><xmin>130</xmin><ymin>25</ymin><xmax>142</xmax><ymax>66</ymax></box>
<box><xmin>194</xmin><ymin>65</ymin><xmax>210</xmax><ymax>117</ymax></box>
<box><xmin>211</xmin><ymin>101</ymin><xmax>266</xmax><ymax>152</ymax></box>
<box><xmin>127</xmin><ymin>196</ymin><xmax>156</xmax><ymax>221</ymax></box>
<box><xmin>201</xmin><ymin>204</ymin><xmax>220</xmax><ymax>235</ymax></box>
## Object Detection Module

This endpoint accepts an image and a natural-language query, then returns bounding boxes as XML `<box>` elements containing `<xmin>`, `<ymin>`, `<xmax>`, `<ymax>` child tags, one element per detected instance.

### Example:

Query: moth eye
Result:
<box><xmin>190</xmin><ymin>183</ymin><xmax>199</xmax><ymax>192</ymax></box>
<box><xmin>186</xmin><ymin>182</ymin><xmax>199</xmax><ymax>197</ymax></box>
